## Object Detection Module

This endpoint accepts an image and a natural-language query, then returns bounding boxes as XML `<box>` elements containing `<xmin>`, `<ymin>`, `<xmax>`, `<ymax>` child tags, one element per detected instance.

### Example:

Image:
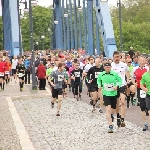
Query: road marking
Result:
<box><xmin>6</xmin><ymin>97</ymin><xmax>35</xmax><ymax>150</ymax></box>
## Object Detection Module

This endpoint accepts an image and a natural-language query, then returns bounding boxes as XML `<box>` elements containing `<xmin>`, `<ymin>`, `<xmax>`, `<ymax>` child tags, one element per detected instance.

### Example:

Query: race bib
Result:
<box><xmin>74</xmin><ymin>72</ymin><xmax>80</xmax><ymax>77</ymax></box>
<box><xmin>19</xmin><ymin>73</ymin><xmax>24</xmax><ymax>77</ymax></box>
<box><xmin>104</xmin><ymin>83</ymin><xmax>114</xmax><ymax>91</ymax></box>
<box><xmin>58</xmin><ymin>75</ymin><xmax>64</xmax><ymax>81</ymax></box>
<box><xmin>95</xmin><ymin>72</ymin><xmax>101</xmax><ymax>78</ymax></box>
<box><xmin>5</xmin><ymin>71</ymin><xmax>9</xmax><ymax>75</ymax></box>
<box><xmin>140</xmin><ymin>90</ymin><xmax>146</xmax><ymax>98</ymax></box>
<box><xmin>0</xmin><ymin>72</ymin><xmax>4</xmax><ymax>76</ymax></box>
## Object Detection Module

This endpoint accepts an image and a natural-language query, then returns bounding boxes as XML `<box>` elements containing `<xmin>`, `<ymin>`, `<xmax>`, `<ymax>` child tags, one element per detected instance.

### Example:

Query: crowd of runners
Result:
<box><xmin>0</xmin><ymin>49</ymin><xmax>150</xmax><ymax>133</ymax></box>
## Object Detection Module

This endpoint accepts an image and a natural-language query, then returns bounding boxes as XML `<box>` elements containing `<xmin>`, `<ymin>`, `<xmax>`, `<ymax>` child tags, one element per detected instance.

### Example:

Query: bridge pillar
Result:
<box><xmin>2</xmin><ymin>0</ymin><xmax>20</xmax><ymax>57</ymax></box>
<box><xmin>87</xmin><ymin>0</ymin><xmax>94</xmax><ymax>55</ymax></box>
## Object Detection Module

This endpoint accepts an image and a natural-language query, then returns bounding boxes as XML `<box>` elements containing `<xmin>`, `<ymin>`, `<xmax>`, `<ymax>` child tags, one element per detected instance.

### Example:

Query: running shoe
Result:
<box><xmin>108</xmin><ymin>125</ymin><xmax>113</xmax><ymax>133</ymax></box>
<box><xmin>20</xmin><ymin>88</ymin><xmax>22</xmax><ymax>92</ymax></box>
<box><xmin>121</xmin><ymin>121</ymin><xmax>126</xmax><ymax>127</ymax></box>
<box><xmin>56</xmin><ymin>111</ymin><xmax>60</xmax><ymax>116</ymax></box>
<box><xmin>99</xmin><ymin>109</ymin><xmax>103</xmax><ymax>113</ymax></box>
<box><xmin>126</xmin><ymin>103</ymin><xmax>130</xmax><ymax>108</ymax></box>
<box><xmin>56</xmin><ymin>99</ymin><xmax>58</xmax><ymax>103</ymax></box>
<box><xmin>51</xmin><ymin>102</ymin><xmax>54</xmax><ymax>108</ymax></box>
<box><xmin>79</xmin><ymin>94</ymin><xmax>82</xmax><ymax>100</ymax></box>
<box><xmin>143</xmin><ymin>124</ymin><xmax>148</xmax><ymax>131</ymax></box>
<box><xmin>92</xmin><ymin>108</ymin><xmax>96</xmax><ymax>112</ymax></box>
<box><xmin>117</xmin><ymin>118</ymin><xmax>121</xmax><ymax>127</ymax></box>
<box><xmin>90</xmin><ymin>99</ymin><xmax>93</xmax><ymax>105</ymax></box>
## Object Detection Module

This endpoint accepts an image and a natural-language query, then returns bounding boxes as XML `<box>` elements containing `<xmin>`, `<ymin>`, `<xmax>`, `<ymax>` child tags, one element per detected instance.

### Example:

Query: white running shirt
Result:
<box><xmin>12</xmin><ymin>59</ymin><xmax>18</xmax><ymax>69</ymax></box>
<box><xmin>111</xmin><ymin>61</ymin><xmax>129</xmax><ymax>87</ymax></box>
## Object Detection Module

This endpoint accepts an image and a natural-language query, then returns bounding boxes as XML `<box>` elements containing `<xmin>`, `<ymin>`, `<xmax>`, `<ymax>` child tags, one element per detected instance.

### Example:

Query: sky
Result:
<box><xmin>0</xmin><ymin>0</ymin><xmax>117</xmax><ymax>16</ymax></box>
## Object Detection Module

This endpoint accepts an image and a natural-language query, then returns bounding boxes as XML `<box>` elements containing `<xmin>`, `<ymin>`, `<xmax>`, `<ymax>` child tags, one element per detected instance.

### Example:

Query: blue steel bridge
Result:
<box><xmin>2</xmin><ymin>0</ymin><xmax>117</xmax><ymax>58</ymax></box>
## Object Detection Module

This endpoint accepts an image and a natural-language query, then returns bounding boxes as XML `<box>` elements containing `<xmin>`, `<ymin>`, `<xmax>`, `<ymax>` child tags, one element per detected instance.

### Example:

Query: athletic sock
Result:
<box><xmin>19</xmin><ymin>82</ymin><xmax>21</xmax><ymax>89</ymax></box>
<box><xmin>127</xmin><ymin>96</ymin><xmax>130</xmax><ymax>103</ymax></box>
<box><xmin>117</xmin><ymin>113</ymin><xmax>120</xmax><ymax>118</ymax></box>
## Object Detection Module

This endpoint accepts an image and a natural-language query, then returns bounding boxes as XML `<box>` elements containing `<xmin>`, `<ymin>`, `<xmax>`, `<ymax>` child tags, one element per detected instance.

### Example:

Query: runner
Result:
<box><xmin>70</xmin><ymin>62</ymin><xmax>83</xmax><ymax>101</ymax></box>
<box><xmin>131</xmin><ymin>56</ymin><xmax>149</xmax><ymax>131</ymax></box>
<box><xmin>126</xmin><ymin>58</ymin><xmax>137</xmax><ymax>108</ymax></box>
<box><xmin>11</xmin><ymin>56</ymin><xmax>18</xmax><ymax>83</ymax></box>
<box><xmin>140</xmin><ymin>59</ymin><xmax>150</xmax><ymax>131</ymax></box>
<box><xmin>97</xmin><ymin>62</ymin><xmax>122</xmax><ymax>133</ymax></box>
<box><xmin>111</xmin><ymin>51</ymin><xmax>130</xmax><ymax>127</ymax></box>
<box><xmin>16</xmin><ymin>59</ymin><xmax>26</xmax><ymax>92</ymax></box>
<box><xmin>87</xmin><ymin>58</ymin><xmax>104</xmax><ymax>113</ymax></box>
<box><xmin>83</xmin><ymin>56</ymin><xmax>95</xmax><ymax>104</ymax></box>
<box><xmin>49</xmin><ymin>62</ymin><xmax>67</xmax><ymax>116</ymax></box>
<box><xmin>0</xmin><ymin>56</ymin><xmax>6</xmax><ymax>90</ymax></box>
<box><xmin>4</xmin><ymin>57</ymin><xmax>11</xmax><ymax>84</ymax></box>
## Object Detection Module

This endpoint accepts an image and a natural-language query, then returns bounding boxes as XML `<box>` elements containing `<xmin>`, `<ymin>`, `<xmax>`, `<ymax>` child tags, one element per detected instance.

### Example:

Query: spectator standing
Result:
<box><xmin>37</xmin><ymin>61</ymin><xmax>46</xmax><ymax>90</ymax></box>
<box><xmin>128</xmin><ymin>47</ymin><xmax>135</xmax><ymax>60</ymax></box>
<box><xmin>24</xmin><ymin>57</ymin><xmax>31</xmax><ymax>84</ymax></box>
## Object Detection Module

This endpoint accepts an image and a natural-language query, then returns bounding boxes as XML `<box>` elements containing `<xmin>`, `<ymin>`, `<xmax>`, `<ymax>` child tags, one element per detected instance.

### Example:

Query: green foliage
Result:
<box><xmin>20</xmin><ymin>5</ymin><xmax>53</xmax><ymax>51</ymax></box>
<box><xmin>111</xmin><ymin>0</ymin><xmax>150</xmax><ymax>53</ymax></box>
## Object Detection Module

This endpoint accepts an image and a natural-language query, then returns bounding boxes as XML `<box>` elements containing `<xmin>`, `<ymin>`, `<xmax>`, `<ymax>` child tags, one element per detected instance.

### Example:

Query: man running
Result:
<box><xmin>71</xmin><ymin>62</ymin><xmax>83</xmax><ymax>101</ymax></box>
<box><xmin>87</xmin><ymin>58</ymin><xmax>104</xmax><ymax>113</ymax></box>
<box><xmin>111</xmin><ymin>51</ymin><xmax>130</xmax><ymax>127</ymax></box>
<box><xmin>132</xmin><ymin>56</ymin><xmax>149</xmax><ymax>131</ymax></box>
<box><xmin>11</xmin><ymin>56</ymin><xmax>18</xmax><ymax>83</ymax></box>
<box><xmin>49</xmin><ymin>63</ymin><xmax>67</xmax><ymax>116</ymax></box>
<box><xmin>97</xmin><ymin>62</ymin><xmax>122</xmax><ymax>133</ymax></box>
<box><xmin>0</xmin><ymin>56</ymin><xmax>6</xmax><ymax>90</ymax></box>
<box><xmin>16</xmin><ymin>59</ymin><xmax>26</xmax><ymax>92</ymax></box>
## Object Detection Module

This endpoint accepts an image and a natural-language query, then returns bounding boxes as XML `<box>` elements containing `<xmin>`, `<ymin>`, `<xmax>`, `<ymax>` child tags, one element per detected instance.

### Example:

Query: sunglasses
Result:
<box><xmin>128</xmin><ymin>62</ymin><xmax>132</xmax><ymax>63</ymax></box>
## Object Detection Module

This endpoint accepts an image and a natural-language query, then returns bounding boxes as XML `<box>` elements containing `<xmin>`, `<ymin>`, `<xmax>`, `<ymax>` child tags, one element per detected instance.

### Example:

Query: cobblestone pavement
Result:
<box><xmin>14</xmin><ymin>96</ymin><xmax>150</xmax><ymax>150</ymax></box>
<box><xmin>67</xmin><ymin>86</ymin><xmax>144</xmax><ymax>127</ymax></box>
<box><xmin>0</xmin><ymin>97</ymin><xmax>21</xmax><ymax>150</ymax></box>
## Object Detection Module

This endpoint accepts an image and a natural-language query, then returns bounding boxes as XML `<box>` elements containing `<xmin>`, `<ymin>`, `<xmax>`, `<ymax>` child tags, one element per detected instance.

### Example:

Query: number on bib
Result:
<box><xmin>140</xmin><ymin>90</ymin><xmax>146</xmax><ymax>98</ymax></box>
<box><xmin>5</xmin><ymin>71</ymin><xmax>9</xmax><ymax>75</ymax></box>
<box><xmin>19</xmin><ymin>73</ymin><xmax>23</xmax><ymax>77</ymax></box>
<box><xmin>104</xmin><ymin>83</ymin><xmax>114</xmax><ymax>91</ymax></box>
<box><xmin>0</xmin><ymin>72</ymin><xmax>4</xmax><ymax>76</ymax></box>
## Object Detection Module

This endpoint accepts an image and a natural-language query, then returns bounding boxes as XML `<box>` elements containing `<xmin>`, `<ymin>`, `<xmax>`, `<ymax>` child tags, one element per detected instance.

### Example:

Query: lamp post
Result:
<box><xmin>78</xmin><ymin>4</ymin><xmax>82</xmax><ymax>49</ymax></box>
<box><xmin>20</xmin><ymin>0</ymin><xmax>37</xmax><ymax>90</ymax></box>
<box><xmin>48</xmin><ymin>27</ymin><xmax>51</xmax><ymax>49</ymax></box>
<box><xmin>29</xmin><ymin>0</ymin><xmax>37</xmax><ymax>90</ymax></box>
<box><xmin>54</xmin><ymin>20</ymin><xmax>58</xmax><ymax>49</ymax></box>
<box><xmin>41</xmin><ymin>35</ymin><xmax>45</xmax><ymax>50</ymax></box>
<box><xmin>117</xmin><ymin>0</ymin><xmax>123</xmax><ymax>51</ymax></box>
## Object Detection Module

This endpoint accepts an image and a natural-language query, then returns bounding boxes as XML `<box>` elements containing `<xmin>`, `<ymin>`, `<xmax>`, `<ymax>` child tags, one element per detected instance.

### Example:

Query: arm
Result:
<box><xmin>115</xmin><ymin>73</ymin><xmax>122</xmax><ymax>88</ymax></box>
<box><xmin>97</xmin><ymin>73</ymin><xmax>102</xmax><ymax>88</ymax></box>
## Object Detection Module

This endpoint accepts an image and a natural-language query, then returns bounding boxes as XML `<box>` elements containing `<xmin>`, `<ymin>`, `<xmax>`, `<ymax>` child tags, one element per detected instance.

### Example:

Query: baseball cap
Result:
<box><xmin>104</xmin><ymin>62</ymin><xmax>111</xmax><ymax>67</ymax></box>
<box><xmin>103</xmin><ymin>57</ymin><xmax>107</xmax><ymax>61</ymax></box>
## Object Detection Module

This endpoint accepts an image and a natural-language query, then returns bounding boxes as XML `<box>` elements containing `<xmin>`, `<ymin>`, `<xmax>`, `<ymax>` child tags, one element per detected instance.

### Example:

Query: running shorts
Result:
<box><xmin>103</xmin><ymin>95</ymin><xmax>117</xmax><ymax>109</ymax></box>
<box><xmin>52</xmin><ymin>88</ymin><xmax>63</xmax><ymax>98</ymax></box>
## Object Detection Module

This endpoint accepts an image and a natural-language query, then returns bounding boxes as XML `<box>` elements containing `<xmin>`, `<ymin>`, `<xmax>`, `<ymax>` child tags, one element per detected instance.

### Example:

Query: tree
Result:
<box><xmin>21</xmin><ymin>5</ymin><xmax>53</xmax><ymax>51</ymax></box>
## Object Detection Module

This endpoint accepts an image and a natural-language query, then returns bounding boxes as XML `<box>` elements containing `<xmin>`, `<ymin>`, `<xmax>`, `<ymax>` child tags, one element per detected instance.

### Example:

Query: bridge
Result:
<box><xmin>2</xmin><ymin>0</ymin><xmax>117</xmax><ymax>58</ymax></box>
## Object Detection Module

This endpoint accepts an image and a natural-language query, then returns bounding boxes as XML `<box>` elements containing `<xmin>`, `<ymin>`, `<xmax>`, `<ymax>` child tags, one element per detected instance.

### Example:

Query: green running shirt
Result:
<box><xmin>97</xmin><ymin>71</ymin><xmax>122</xmax><ymax>96</ymax></box>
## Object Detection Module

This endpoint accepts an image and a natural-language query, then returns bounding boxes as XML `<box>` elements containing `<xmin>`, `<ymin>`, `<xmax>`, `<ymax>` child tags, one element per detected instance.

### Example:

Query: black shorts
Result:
<box><xmin>12</xmin><ymin>69</ymin><xmax>16</xmax><ymax>75</ymax></box>
<box><xmin>117</xmin><ymin>86</ymin><xmax>126</xmax><ymax>98</ymax></box>
<box><xmin>87</xmin><ymin>83</ymin><xmax>92</xmax><ymax>92</ymax></box>
<box><xmin>52</xmin><ymin>88</ymin><xmax>63</xmax><ymax>98</ymax></box>
<box><xmin>18</xmin><ymin>76</ymin><xmax>24</xmax><ymax>80</ymax></box>
<box><xmin>145</xmin><ymin>95</ymin><xmax>150</xmax><ymax>111</ymax></box>
<box><xmin>91</xmin><ymin>85</ymin><xmax>98</xmax><ymax>92</ymax></box>
<box><xmin>0</xmin><ymin>76</ymin><xmax>4</xmax><ymax>79</ymax></box>
<box><xmin>103</xmin><ymin>95</ymin><xmax>117</xmax><ymax>109</ymax></box>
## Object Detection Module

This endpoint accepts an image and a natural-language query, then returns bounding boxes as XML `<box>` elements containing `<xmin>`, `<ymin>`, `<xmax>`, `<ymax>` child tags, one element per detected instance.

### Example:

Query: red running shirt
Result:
<box><xmin>133</xmin><ymin>67</ymin><xmax>148</xmax><ymax>88</ymax></box>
